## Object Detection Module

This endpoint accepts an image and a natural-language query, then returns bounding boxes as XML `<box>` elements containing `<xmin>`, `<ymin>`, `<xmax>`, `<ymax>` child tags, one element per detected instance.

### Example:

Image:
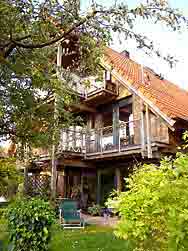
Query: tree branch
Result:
<box><xmin>4</xmin><ymin>35</ymin><xmax>31</xmax><ymax>58</ymax></box>
<box><xmin>11</xmin><ymin>11</ymin><xmax>98</xmax><ymax>49</ymax></box>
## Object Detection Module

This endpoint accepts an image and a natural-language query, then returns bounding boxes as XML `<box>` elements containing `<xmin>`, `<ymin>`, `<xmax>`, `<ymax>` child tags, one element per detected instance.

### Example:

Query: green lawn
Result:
<box><xmin>0</xmin><ymin>217</ymin><xmax>9</xmax><ymax>251</ymax></box>
<box><xmin>0</xmin><ymin>223</ymin><xmax>132</xmax><ymax>251</ymax></box>
<box><xmin>49</xmin><ymin>225</ymin><xmax>132</xmax><ymax>251</ymax></box>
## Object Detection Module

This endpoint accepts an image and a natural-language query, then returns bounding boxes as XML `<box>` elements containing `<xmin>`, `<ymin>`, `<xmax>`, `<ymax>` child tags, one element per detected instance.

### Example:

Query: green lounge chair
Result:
<box><xmin>59</xmin><ymin>199</ymin><xmax>85</xmax><ymax>229</ymax></box>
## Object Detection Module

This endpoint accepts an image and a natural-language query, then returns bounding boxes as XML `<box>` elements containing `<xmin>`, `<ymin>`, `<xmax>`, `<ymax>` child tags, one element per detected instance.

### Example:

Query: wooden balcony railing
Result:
<box><xmin>58</xmin><ymin>127</ymin><xmax>86</xmax><ymax>154</ymax></box>
<box><xmin>70</xmin><ymin>80</ymin><xmax>118</xmax><ymax>100</ymax></box>
<box><xmin>34</xmin><ymin>117</ymin><xmax>170</xmax><ymax>159</ymax></box>
<box><xmin>58</xmin><ymin>120</ymin><xmax>141</xmax><ymax>156</ymax></box>
<box><xmin>84</xmin><ymin>81</ymin><xmax>118</xmax><ymax>98</ymax></box>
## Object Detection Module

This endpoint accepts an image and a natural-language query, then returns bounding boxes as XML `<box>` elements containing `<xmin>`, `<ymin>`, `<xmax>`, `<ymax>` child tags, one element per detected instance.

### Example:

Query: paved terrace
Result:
<box><xmin>82</xmin><ymin>214</ymin><xmax>119</xmax><ymax>227</ymax></box>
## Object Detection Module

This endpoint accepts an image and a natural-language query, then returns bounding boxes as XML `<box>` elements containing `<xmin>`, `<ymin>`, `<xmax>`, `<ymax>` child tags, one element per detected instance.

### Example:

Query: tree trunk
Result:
<box><xmin>51</xmin><ymin>143</ymin><xmax>57</xmax><ymax>199</ymax></box>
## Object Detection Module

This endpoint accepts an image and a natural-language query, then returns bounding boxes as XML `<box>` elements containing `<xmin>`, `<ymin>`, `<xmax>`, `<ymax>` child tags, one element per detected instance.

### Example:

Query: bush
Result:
<box><xmin>0</xmin><ymin>158</ymin><xmax>22</xmax><ymax>199</ymax></box>
<box><xmin>107</xmin><ymin>153</ymin><xmax>188</xmax><ymax>251</ymax></box>
<box><xmin>7</xmin><ymin>197</ymin><xmax>55</xmax><ymax>251</ymax></box>
<box><xmin>88</xmin><ymin>204</ymin><xmax>101</xmax><ymax>216</ymax></box>
<box><xmin>0</xmin><ymin>208</ymin><xmax>6</xmax><ymax>220</ymax></box>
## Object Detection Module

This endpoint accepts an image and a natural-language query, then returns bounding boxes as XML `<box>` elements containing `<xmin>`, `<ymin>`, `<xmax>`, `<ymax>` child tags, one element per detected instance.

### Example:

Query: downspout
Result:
<box><xmin>140</xmin><ymin>100</ymin><xmax>146</xmax><ymax>157</ymax></box>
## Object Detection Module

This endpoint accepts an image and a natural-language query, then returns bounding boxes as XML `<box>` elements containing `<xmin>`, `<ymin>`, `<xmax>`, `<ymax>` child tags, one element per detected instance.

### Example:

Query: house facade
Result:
<box><xmin>29</xmin><ymin>46</ymin><xmax>188</xmax><ymax>207</ymax></box>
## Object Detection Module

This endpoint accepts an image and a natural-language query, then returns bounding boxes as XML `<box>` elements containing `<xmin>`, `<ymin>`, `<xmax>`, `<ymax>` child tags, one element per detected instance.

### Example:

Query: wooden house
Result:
<box><xmin>30</xmin><ymin>46</ymin><xmax>188</xmax><ymax>206</ymax></box>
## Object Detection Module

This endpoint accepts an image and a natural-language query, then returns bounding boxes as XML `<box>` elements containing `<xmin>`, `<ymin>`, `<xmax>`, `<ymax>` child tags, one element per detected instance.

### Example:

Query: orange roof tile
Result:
<box><xmin>104</xmin><ymin>47</ymin><xmax>188</xmax><ymax>122</ymax></box>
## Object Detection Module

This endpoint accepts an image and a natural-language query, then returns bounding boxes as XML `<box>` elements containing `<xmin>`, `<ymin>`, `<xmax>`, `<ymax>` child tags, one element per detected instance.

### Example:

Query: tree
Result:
<box><xmin>0</xmin><ymin>0</ymin><xmax>187</xmax><ymax>143</ymax></box>
<box><xmin>0</xmin><ymin>0</ymin><xmax>187</xmax><ymax>139</ymax></box>
<box><xmin>107</xmin><ymin>153</ymin><xmax>188</xmax><ymax>251</ymax></box>
<box><xmin>0</xmin><ymin>0</ymin><xmax>187</xmax><ymax>197</ymax></box>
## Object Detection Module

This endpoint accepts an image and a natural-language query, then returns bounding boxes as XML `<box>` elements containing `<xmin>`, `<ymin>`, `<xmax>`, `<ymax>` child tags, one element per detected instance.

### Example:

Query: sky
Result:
<box><xmin>81</xmin><ymin>0</ymin><xmax>188</xmax><ymax>90</ymax></box>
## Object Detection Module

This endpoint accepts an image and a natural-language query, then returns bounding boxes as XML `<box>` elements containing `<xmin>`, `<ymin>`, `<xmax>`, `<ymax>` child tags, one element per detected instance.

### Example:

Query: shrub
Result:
<box><xmin>7</xmin><ymin>197</ymin><xmax>55</xmax><ymax>251</ymax></box>
<box><xmin>107</xmin><ymin>153</ymin><xmax>188</xmax><ymax>251</ymax></box>
<box><xmin>0</xmin><ymin>208</ymin><xmax>6</xmax><ymax>220</ymax></box>
<box><xmin>88</xmin><ymin>204</ymin><xmax>101</xmax><ymax>216</ymax></box>
<box><xmin>0</xmin><ymin>158</ymin><xmax>22</xmax><ymax>199</ymax></box>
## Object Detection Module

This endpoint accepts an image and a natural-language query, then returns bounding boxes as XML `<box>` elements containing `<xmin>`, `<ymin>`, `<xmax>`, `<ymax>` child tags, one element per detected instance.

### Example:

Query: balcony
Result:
<box><xmin>83</xmin><ymin>80</ymin><xmax>118</xmax><ymax>106</ymax></box>
<box><xmin>58</xmin><ymin>120</ymin><xmax>143</xmax><ymax>159</ymax></box>
<box><xmin>69</xmin><ymin>77</ymin><xmax>118</xmax><ymax>108</ymax></box>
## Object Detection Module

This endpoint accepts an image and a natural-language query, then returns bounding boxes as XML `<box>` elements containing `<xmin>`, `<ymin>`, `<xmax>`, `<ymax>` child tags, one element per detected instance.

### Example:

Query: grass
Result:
<box><xmin>0</xmin><ymin>207</ymin><xmax>132</xmax><ymax>251</ymax></box>
<box><xmin>49</xmin><ymin>225</ymin><xmax>132</xmax><ymax>251</ymax></box>
<box><xmin>0</xmin><ymin>221</ymin><xmax>133</xmax><ymax>251</ymax></box>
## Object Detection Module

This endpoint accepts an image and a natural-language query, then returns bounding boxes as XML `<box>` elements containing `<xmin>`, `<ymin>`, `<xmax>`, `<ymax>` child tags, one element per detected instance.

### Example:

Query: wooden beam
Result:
<box><xmin>118</xmin><ymin>96</ymin><xmax>133</xmax><ymax>108</ymax></box>
<box><xmin>72</xmin><ymin>104</ymin><xmax>96</xmax><ymax>113</ymax></box>
<box><xmin>115</xmin><ymin>168</ymin><xmax>122</xmax><ymax>192</ymax></box>
<box><xmin>85</xmin><ymin>146</ymin><xmax>143</xmax><ymax>160</ymax></box>
<box><xmin>80</xmin><ymin>168</ymin><xmax>84</xmax><ymax>205</ymax></box>
<box><xmin>145</xmin><ymin>104</ymin><xmax>152</xmax><ymax>158</ymax></box>
<box><xmin>63</xmin><ymin>159</ymin><xmax>92</xmax><ymax>168</ymax></box>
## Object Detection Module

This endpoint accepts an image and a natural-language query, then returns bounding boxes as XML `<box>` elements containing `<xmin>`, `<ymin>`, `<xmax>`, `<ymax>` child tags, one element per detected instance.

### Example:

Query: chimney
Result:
<box><xmin>121</xmin><ymin>50</ymin><xmax>130</xmax><ymax>58</ymax></box>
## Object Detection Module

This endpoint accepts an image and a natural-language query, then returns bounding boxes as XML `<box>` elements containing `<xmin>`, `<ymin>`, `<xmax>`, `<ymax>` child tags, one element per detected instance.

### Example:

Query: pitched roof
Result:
<box><xmin>103</xmin><ymin>47</ymin><xmax>188</xmax><ymax>123</ymax></box>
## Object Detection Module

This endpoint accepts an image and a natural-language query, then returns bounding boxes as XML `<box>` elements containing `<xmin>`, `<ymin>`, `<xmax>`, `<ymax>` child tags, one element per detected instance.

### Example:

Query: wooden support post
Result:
<box><xmin>81</xmin><ymin>129</ymin><xmax>84</xmax><ymax>153</ymax></box>
<box><xmin>56</xmin><ymin>168</ymin><xmax>66</xmax><ymax>198</ymax></box>
<box><xmin>80</xmin><ymin>168</ymin><xmax>84</xmax><ymax>205</ymax></box>
<box><xmin>95</xmin><ymin>113</ymin><xmax>103</xmax><ymax>152</ymax></box>
<box><xmin>113</xmin><ymin>103</ymin><xmax>119</xmax><ymax>150</ymax></box>
<box><xmin>96</xmin><ymin>169</ymin><xmax>101</xmax><ymax>205</ymax></box>
<box><xmin>146</xmin><ymin>104</ymin><xmax>152</xmax><ymax>158</ymax></box>
<box><xmin>63</xmin><ymin>167</ymin><xmax>67</xmax><ymax>198</ymax></box>
<box><xmin>115</xmin><ymin>168</ymin><xmax>122</xmax><ymax>192</ymax></box>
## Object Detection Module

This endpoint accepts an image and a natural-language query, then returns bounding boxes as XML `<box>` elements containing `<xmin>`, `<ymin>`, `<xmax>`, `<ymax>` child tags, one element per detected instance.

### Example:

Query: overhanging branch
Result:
<box><xmin>11</xmin><ymin>11</ymin><xmax>98</xmax><ymax>49</ymax></box>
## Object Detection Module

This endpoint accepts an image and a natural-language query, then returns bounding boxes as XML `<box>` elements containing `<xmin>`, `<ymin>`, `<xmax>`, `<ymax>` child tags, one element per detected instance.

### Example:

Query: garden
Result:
<box><xmin>1</xmin><ymin>149</ymin><xmax>188</xmax><ymax>251</ymax></box>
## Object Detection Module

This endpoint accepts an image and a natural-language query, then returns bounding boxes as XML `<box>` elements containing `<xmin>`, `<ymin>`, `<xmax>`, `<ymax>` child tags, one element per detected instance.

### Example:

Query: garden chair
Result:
<box><xmin>59</xmin><ymin>199</ymin><xmax>85</xmax><ymax>229</ymax></box>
